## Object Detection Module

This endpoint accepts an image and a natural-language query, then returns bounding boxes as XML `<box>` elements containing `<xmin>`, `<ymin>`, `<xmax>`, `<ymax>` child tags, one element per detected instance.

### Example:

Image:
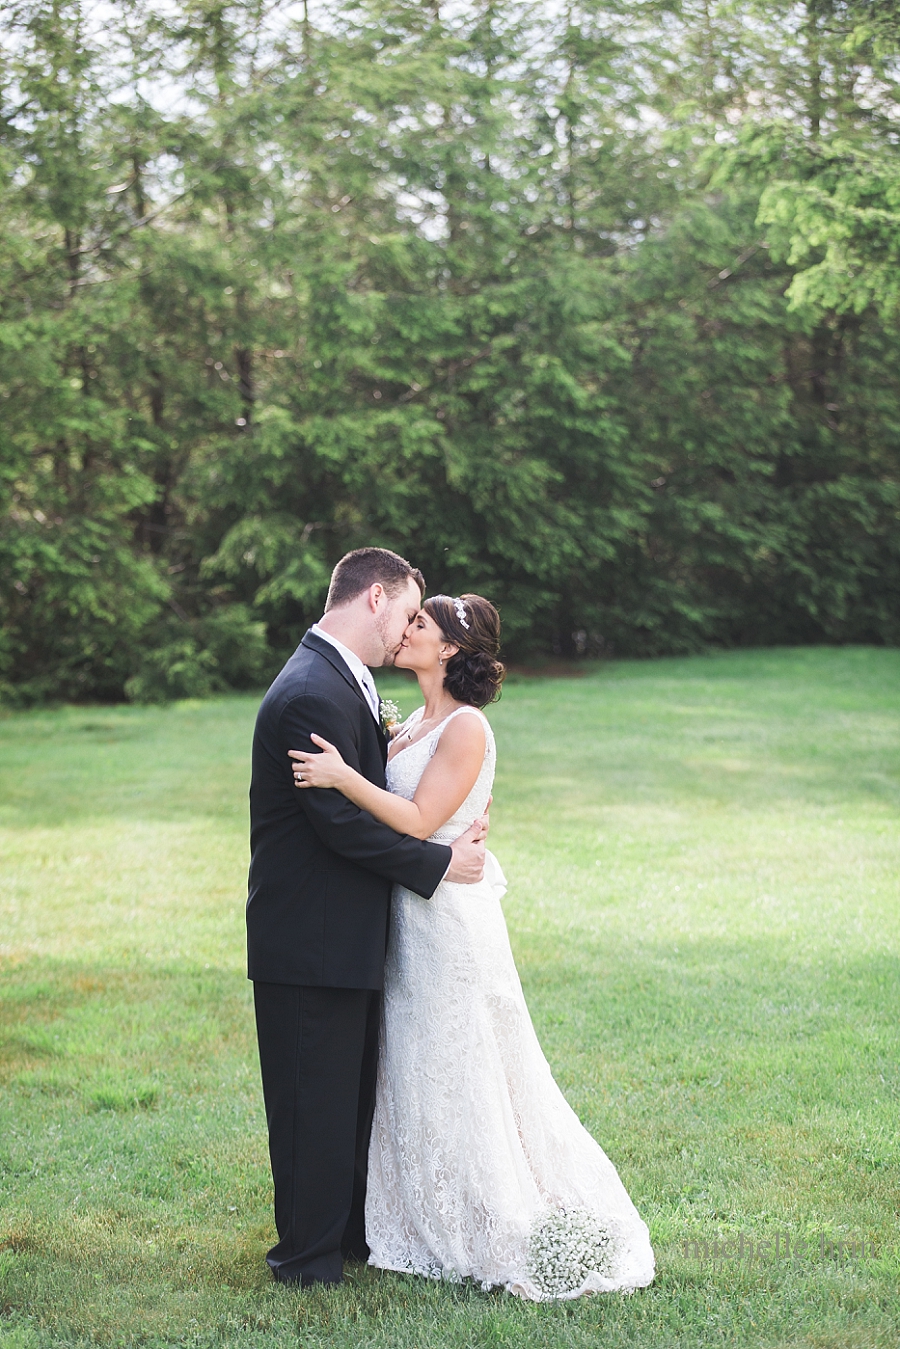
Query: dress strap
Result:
<box><xmin>442</xmin><ymin>705</ymin><xmax>488</xmax><ymax>726</ymax></box>
<box><xmin>427</xmin><ymin>705</ymin><xmax>491</xmax><ymax>763</ymax></box>
<box><xmin>432</xmin><ymin>705</ymin><xmax>491</xmax><ymax>742</ymax></box>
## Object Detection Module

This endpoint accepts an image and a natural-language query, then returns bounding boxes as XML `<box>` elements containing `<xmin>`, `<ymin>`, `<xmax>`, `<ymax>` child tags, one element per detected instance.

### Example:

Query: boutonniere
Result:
<box><xmin>379</xmin><ymin>698</ymin><xmax>401</xmax><ymax>736</ymax></box>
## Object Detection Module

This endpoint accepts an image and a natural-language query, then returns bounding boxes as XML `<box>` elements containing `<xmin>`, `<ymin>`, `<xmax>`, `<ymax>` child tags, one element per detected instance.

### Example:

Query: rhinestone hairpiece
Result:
<box><xmin>452</xmin><ymin>597</ymin><xmax>470</xmax><ymax>630</ymax></box>
<box><xmin>433</xmin><ymin>594</ymin><xmax>470</xmax><ymax>630</ymax></box>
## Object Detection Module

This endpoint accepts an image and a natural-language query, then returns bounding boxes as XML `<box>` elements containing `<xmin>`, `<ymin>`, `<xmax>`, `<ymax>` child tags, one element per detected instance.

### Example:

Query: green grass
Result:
<box><xmin>1</xmin><ymin>646</ymin><xmax>899</xmax><ymax>1349</ymax></box>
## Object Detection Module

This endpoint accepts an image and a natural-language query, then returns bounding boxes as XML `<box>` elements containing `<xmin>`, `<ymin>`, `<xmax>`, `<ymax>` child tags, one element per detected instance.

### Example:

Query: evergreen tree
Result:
<box><xmin>1</xmin><ymin>0</ymin><xmax>898</xmax><ymax>701</ymax></box>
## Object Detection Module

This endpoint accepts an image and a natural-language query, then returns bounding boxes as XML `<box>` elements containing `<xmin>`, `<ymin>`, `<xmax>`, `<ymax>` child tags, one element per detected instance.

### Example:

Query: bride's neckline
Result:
<box><xmin>386</xmin><ymin>705</ymin><xmax>481</xmax><ymax>764</ymax></box>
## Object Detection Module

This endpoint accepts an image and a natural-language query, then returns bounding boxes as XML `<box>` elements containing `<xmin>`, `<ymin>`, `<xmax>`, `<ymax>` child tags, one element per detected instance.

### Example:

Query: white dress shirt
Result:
<box><xmin>310</xmin><ymin>623</ymin><xmax>380</xmax><ymax>723</ymax></box>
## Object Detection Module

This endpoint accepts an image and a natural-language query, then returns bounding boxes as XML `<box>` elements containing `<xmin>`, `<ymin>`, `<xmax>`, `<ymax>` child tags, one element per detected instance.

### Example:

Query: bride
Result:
<box><xmin>288</xmin><ymin>593</ymin><xmax>655</xmax><ymax>1300</ymax></box>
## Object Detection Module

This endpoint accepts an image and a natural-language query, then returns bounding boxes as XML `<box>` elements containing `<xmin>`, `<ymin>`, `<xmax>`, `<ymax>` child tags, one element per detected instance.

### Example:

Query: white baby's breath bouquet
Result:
<box><xmin>526</xmin><ymin>1206</ymin><xmax>614</xmax><ymax>1299</ymax></box>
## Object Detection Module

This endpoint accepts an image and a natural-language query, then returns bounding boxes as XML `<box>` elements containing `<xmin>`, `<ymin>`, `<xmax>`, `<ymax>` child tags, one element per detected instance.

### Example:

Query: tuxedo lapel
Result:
<box><xmin>300</xmin><ymin>631</ymin><xmax>373</xmax><ymax>718</ymax></box>
<box><xmin>300</xmin><ymin>632</ymin><xmax>388</xmax><ymax>765</ymax></box>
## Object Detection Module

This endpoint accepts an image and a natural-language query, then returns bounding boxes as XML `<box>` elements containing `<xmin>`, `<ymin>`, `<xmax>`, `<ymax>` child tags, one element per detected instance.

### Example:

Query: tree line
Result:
<box><xmin>2</xmin><ymin>0</ymin><xmax>899</xmax><ymax>703</ymax></box>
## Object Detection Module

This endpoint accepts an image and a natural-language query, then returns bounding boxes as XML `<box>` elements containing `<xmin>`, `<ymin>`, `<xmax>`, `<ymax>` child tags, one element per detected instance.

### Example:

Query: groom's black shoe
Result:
<box><xmin>275</xmin><ymin>1270</ymin><xmax>343</xmax><ymax>1288</ymax></box>
<box><xmin>268</xmin><ymin>1250</ymin><xmax>343</xmax><ymax>1287</ymax></box>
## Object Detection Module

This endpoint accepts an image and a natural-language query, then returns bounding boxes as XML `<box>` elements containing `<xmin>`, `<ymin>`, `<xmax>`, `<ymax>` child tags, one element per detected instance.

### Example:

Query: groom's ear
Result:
<box><xmin>367</xmin><ymin>583</ymin><xmax>386</xmax><ymax>612</ymax></box>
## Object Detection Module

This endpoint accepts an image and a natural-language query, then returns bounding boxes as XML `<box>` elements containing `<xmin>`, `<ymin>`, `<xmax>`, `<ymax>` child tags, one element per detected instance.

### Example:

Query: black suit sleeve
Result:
<box><xmin>280</xmin><ymin>693</ymin><xmax>451</xmax><ymax>900</ymax></box>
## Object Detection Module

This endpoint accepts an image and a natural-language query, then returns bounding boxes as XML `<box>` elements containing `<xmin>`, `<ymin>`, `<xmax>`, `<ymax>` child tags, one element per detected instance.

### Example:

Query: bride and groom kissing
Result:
<box><xmin>247</xmin><ymin>547</ymin><xmax>654</xmax><ymax>1300</ymax></box>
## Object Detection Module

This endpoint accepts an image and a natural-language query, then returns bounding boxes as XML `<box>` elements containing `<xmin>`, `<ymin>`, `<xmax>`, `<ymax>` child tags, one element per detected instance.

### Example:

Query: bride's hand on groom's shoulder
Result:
<box><xmin>288</xmin><ymin>735</ymin><xmax>348</xmax><ymax>790</ymax></box>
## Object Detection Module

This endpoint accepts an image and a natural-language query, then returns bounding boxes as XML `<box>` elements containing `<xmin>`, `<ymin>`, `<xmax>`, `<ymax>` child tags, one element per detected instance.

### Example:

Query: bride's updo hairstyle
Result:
<box><xmin>423</xmin><ymin>593</ymin><xmax>505</xmax><ymax>709</ymax></box>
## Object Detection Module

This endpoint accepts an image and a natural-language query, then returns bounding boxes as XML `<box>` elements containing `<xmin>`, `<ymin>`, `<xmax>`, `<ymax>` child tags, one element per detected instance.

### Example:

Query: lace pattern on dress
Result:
<box><xmin>366</xmin><ymin>704</ymin><xmax>655</xmax><ymax>1300</ymax></box>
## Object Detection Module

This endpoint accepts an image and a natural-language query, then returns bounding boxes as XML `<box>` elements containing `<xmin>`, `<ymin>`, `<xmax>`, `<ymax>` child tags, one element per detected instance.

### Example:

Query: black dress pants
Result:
<box><xmin>253</xmin><ymin>982</ymin><xmax>381</xmax><ymax>1286</ymax></box>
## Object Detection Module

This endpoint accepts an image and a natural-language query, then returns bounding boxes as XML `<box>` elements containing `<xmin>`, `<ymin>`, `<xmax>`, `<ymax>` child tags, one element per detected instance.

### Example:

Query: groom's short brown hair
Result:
<box><xmin>325</xmin><ymin>547</ymin><xmax>425</xmax><ymax>610</ymax></box>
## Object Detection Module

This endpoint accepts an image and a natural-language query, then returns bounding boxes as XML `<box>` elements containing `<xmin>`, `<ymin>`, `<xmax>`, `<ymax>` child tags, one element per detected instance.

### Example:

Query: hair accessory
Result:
<box><xmin>432</xmin><ymin>594</ymin><xmax>470</xmax><ymax>630</ymax></box>
<box><xmin>452</xmin><ymin>597</ymin><xmax>470</xmax><ymax>630</ymax></box>
<box><xmin>431</xmin><ymin>593</ymin><xmax>472</xmax><ymax>628</ymax></box>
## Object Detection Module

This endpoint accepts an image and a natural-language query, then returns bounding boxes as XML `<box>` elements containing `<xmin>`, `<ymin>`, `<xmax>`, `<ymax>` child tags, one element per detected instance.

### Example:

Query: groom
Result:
<box><xmin>248</xmin><ymin>547</ymin><xmax>488</xmax><ymax>1287</ymax></box>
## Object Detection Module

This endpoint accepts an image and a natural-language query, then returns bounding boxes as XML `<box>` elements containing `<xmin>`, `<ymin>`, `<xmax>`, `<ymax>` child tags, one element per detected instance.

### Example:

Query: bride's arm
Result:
<box><xmin>289</xmin><ymin>714</ymin><xmax>485</xmax><ymax>840</ymax></box>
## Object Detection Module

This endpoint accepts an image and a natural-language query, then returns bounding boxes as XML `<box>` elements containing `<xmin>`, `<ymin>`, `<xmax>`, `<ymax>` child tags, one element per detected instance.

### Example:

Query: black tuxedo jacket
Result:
<box><xmin>247</xmin><ymin>630</ymin><xmax>452</xmax><ymax>989</ymax></box>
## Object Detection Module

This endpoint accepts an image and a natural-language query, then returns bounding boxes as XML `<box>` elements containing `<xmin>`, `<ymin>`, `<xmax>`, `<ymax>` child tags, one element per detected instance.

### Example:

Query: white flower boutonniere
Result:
<box><xmin>379</xmin><ymin>698</ymin><xmax>401</xmax><ymax>736</ymax></box>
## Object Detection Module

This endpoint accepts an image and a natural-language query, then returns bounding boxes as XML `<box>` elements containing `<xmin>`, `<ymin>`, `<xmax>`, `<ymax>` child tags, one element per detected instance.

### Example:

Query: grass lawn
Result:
<box><xmin>1</xmin><ymin>646</ymin><xmax>899</xmax><ymax>1349</ymax></box>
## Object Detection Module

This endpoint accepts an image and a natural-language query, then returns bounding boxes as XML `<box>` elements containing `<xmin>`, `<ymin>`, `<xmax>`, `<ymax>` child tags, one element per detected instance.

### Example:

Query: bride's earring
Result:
<box><xmin>439</xmin><ymin>656</ymin><xmax>444</xmax><ymax>666</ymax></box>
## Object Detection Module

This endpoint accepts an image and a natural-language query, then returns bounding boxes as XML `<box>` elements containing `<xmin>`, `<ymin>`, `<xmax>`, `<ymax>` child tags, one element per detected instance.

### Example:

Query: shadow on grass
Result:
<box><xmin>0</xmin><ymin>961</ymin><xmax>252</xmax><ymax>1104</ymax></box>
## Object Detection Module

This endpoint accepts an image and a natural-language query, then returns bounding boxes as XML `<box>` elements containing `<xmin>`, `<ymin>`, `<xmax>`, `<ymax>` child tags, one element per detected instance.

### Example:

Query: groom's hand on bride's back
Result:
<box><xmin>445</xmin><ymin>813</ymin><xmax>489</xmax><ymax>885</ymax></box>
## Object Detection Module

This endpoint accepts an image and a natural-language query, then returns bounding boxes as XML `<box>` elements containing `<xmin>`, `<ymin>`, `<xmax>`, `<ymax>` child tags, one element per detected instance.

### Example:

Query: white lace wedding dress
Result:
<box><xmin>365</xmin><ymin>706</ymin><xmax>655</xmax><ymax>1300</ymax></box>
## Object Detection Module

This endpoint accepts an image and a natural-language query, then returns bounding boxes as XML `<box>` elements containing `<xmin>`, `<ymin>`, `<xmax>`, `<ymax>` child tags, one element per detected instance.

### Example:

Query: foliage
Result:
<box><xmin>1</xmin><ymin>1</ymin><xmax>899</xmax><ymax>700</ymax></box>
